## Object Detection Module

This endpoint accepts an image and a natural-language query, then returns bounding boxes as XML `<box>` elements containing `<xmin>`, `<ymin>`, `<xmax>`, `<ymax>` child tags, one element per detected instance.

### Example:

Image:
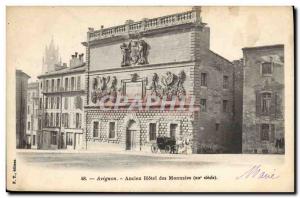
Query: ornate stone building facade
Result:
<box><xmin>26</xmin><ymin>82</ymin><xmax>40</xmax><ymax>149</ymax></box>
<box><xmin>37</xmin><ymin>53</ymin><xmax>86</xmax><ymax>150</ymax></box>
<box><xmin>82</xmin><ymin>7</ymin><xmax>242</xmax><ymax>153</ymax></box>
<box><xmin>242</xmin><ymin>44</ymin><xmax>284</xmax><ymax>154</ymax></box>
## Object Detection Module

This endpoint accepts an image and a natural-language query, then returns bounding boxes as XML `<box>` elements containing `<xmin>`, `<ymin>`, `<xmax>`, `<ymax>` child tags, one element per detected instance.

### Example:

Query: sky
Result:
<box><xmin>6</xmin><ymin>6</ymin><xmax>293</xmax><ymax>82</ymax></box>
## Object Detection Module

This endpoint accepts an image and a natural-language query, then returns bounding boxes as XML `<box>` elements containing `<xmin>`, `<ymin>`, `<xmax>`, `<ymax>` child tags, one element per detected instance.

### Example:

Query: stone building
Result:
<box><xmin>16</xmin><ymin>70</ymin><xmax>30</xmax><ymax>149</ymax></box>
<box><xmin>242</xmin><ymin>44</ymin><xmax>284</xmax><ymax>154</ymax></box>
<box><xmin>25</xmin><ymin>82</ymin><xmax>40</xmax><ymax>149</ymax></box>
<box><xmin>37</xmin><ymin>53</ymin><xmax>86</xmax><ymax>150</ymax></box>
<box><xmin>82</xmin><ymin>7</ymin><xmax>242</xmax><ymax>153</ymax></box>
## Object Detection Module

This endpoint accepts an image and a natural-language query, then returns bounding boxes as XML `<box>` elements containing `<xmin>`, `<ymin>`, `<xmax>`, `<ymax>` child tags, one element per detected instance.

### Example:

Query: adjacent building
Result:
<box><xmin>26</xmin><ymin>82</ymin><xmax>40</xmax><ymax>149</ymax></box>
<box><xmin>16</xmin><ymin>70</ymin><xmax>30</xmax><ymax>149</ymax></box>
<box><xmin>242</xmin><ymin>44</ymin><xmax>284</xmax><ymax>154</ymax></box>
<box><xmin>37</xmin><ymin>53</ymin><xmax>86</xmax><ymax>150</ymax></box>
<box><xmin>82</xmin><ymin>7</ymin><xmax>242</xmax><ymax>153</ymax></box>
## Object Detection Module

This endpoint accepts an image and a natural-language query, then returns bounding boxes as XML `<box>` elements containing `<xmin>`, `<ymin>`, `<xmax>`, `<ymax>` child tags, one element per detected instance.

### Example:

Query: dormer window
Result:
<box><xmin>261</xmin><ymin>62</ymin><xmax>273</xmax><ymax>76</ymax></box>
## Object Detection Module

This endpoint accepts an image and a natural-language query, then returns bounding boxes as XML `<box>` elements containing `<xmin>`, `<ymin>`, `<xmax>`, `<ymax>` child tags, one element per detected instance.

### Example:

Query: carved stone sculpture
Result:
<box><xmin>120</xmin><ymin>39</ymin><xmax>149</xmax><ymax>66</ymax></box>
<box><xmin>149</xmin><ymin>73</ymin><xmax>163</xmax><ymax>98</ymax></box>
<box><xmin>91</xmin><ymin>76</ymin><xmax>119</xmax><ymax>104</ymax></box>
<box><xmin>120</xmin><ymin>43</ymin><xmax>131</xmax><ymax>66</ymax></box>
<box><xmin>160</xmin><ymin>70</ymin><xmax>186</xmax><ymax>100</ymax></box>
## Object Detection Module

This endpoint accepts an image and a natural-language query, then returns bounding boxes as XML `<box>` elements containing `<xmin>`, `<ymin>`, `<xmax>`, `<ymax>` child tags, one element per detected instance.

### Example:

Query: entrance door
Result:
<box><xmin>126</xmin><ymin>120</ymin><xmax>139</xmax><ymax>150</ymax></box>
<box><xmin>126</xmin><ymin>130</ymin><xmax>136</xmax><ymax>150</ymax></box>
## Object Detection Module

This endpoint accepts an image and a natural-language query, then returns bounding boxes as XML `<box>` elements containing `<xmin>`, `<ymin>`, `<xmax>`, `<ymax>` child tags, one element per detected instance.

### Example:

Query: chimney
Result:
<box><xmin>101</xmin><ymin>25</ymin><xmax>104</xmax><ymax>29</ymax></box>
<box><xmin>125</xmin><ymin>19</ymin><xmax>134</xmax><ymax>24</ymax></box>
<box><xmin>75</xmin><ymin>52</ymin><xmax>78</xmax><ymax>58</ymax></box>
<box><xmin>79</xmin><ymin>53</ymin><xmax>84</xmax><ymax>62</ymax></box>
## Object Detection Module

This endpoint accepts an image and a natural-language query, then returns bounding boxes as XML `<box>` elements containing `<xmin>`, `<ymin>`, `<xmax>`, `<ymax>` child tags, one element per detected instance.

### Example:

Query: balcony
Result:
<box><xmin>42</xmin><ymin>86</ymin><xmax>85</xmax><ymax>94</ymax></box>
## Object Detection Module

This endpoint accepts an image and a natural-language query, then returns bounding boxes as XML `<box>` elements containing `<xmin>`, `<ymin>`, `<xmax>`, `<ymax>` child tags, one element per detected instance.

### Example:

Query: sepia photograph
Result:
<box><xmin>6</xmin><ymin>5</ymin><xmax>295</xmax><ymax>193</ymax></box>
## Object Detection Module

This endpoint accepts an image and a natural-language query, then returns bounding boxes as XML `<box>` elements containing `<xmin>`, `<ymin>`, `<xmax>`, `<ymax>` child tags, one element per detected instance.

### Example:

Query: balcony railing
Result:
<box><xmin>43</xmin><ymin>86</ymin><xmax>84</xmax><ymax>94</ymax></box>
<box><xmin>88</xmin><ymin>10</ymin><xmax>197</xmax><ymax>41</ymax></box>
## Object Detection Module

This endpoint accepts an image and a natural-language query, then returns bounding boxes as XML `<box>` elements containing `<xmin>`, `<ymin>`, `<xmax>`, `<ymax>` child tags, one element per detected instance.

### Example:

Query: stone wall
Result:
<box><xmin>193</xmin><ymin>50</ymin><xmax>237</xmax><ymax>153</ymax></box>
<box><xmin>89</xmin><ymin>30</ymin><xmax>194</xmax><ymax>71</ymax></box>
<box><xmin>85</xmin><ymin>109</ymin><xmax>193</xmax><ymax>152</ymax></box>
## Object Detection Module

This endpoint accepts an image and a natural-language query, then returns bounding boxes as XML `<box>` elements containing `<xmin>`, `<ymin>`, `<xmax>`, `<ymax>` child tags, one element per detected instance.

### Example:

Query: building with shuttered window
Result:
<box><xmin>37</xmin><ymin>52</ymin><xmax>86</xmax><ymax>150</ymax></box>
<box><xmin>242</xmin><ymin>44</ymin><xmax>284</xmax><ymax>154</ymax></box>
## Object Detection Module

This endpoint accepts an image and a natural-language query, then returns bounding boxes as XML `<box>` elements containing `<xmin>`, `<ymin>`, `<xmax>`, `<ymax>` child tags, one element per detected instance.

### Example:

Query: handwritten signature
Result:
<box><xmin>236</xmin><ymin>164</ymin><xmax>280</xmax><ymax>180</ymax></box>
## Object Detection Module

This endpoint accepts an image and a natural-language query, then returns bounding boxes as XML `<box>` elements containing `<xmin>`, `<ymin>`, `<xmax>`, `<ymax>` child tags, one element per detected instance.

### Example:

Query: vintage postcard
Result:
<box><xmin>6</xmin><ymin>6</ymin><xmax>294</xmax><ymax>192</ymax></box>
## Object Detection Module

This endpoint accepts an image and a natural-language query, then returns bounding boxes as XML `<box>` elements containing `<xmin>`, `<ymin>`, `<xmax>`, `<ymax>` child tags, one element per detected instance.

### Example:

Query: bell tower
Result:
<box><xmin>42</xmin><ymin>37</ymin><xmax>61</xmax><ymax>73</ymax></box>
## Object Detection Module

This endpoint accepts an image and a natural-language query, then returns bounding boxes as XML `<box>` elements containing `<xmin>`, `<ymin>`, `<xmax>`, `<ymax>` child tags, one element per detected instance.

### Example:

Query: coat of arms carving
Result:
<box><xmin>120</xmin><ymin>39</ymin><xmax>148</xmax><ymax>67</ymax></box>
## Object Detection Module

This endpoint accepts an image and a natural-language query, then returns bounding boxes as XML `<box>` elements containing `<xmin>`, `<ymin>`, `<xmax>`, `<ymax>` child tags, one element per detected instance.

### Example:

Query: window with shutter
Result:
<box><xmin>77</xmin><ymin>76</ymin><xmax>81</xmax><ymax>90</ymax></box>
<box><xmin>64</xmin><ymin>97</ymin><xmax>68</xmax><ymax>110</ymax></box>
<box><xmin>255</xmin><ymin>91</ymin><xmax>261</xmax><ymax>116</ymax></box>
<box><xmin>261</xmin><ymin>92</ymin><xmax>272</xmax><ymax>115</ymax></box>
<box><xmin>270</xmin><ymin>124</ymin><xmax>275</xmax><ymax>143</ymax></box>
<box><xmin>260</xmin><ymin>124</ymin><xmax>269</xmax><ymax>141</ymax></box>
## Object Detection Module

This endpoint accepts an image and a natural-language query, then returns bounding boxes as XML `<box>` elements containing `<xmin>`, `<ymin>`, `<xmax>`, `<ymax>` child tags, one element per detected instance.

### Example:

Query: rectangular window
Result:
<box><xmin>261</xmin><ymin>124</ymin><xmax>270</xmax><ymax>141</ymax></box>
<box><xmin>56</xmin><ymin>97</ymin><xmax>60</xmax><ymax>109</ymax></box>
<box><xmin>200</xmin><ymin>73</ymin><xmax>207</xmax><ymax>87</ymax></box>
<box><xmin>46</xmin><ymin>80</ymin><xmax>49</xmax><ymax>92</ymax></box>
<box><xmin>50</xmin><ymin>113</ymin><xmax>53</xmax><ymax>127</ymax></box>
<box><xmin>65</xmin><ymin>113</ymin><xmax>69</xmax><ymax>128</ymax></box>
<box><xmin>51</xmin><ymin>79</ymin><xmax>55</xmax><ymax>92</ymax></box>
<box><xmin>170</xmin><ymin>124</ymin><xmax>178</xmax><ymax>139</ymax></box>
<box><xmin>93</xmin><ymin>122</ymin><xmax>99</xmax><ymax>138</ymax></box>
<box><xmin>38</xmin><ymin>119</ymin><xmax>42</xmax><ymax>130</ymax></box>
<box><xmin>56</xmin><ymin>113</ymin><xmax>60</xmax><ymax>127</ymax></box>
<box><xmin>27</xmin><ymin>122</ymin><xmax>30</xmax><ymax>130</ymax></box>
<box><xmin>65</xmin><ymin>78</ymin><xmax>69</xmax><ymax>91</ymax></box>
<box><xmin>216</xmin><ymin>123</ymin><xmax>220</xmax><ymax>131</ymax></box>
<box><xmin>71</xmin><ymin>77</ymin><xmax>75</xmax><ymax>91</ymax></box>
<box><xmin>64</xmin><ymin>97</ymin><xmax>68</xmax><ymax>110</ymax></box>
<box><xmin>149</xmin><ymin>123</ymin><xmax>157</xmax><ymax>141</ymax></box>
<box><xmin>262</xmin><ymin>62</ymin><xmax>272</xmax><ymax>75</ymax></box>
<box><xmin>39</xmin><ymin>98</ymin><xmax>42</xmax><ymax>109</ymax></box>
<box><xmin>76</xmin><ymin>113</ymin><xmax>81</xmax><ymax>129</ymax></box>
<box><xmin>75</xmin><ymin>96</ymin><xmax>82</xmax><ymax>109</ymax></box>
<box><xmin>261</xmin><ymin>93</ymin><xmax>272</xmax><ymax>113</ymax></box>
<box><xmin>57</xmin><ymin>79</ymin><xmax>61</xmax><ymax>91</ymax></box>
<box><xmin>32</xmin><ymin>135</ymin><xmax>36</xmax><ymax>145</ymax></box>
<box><xmin>51</xmin><ymin>131</ymin><xmax>57</xmax><ymax>145</ymax></box>
<box><xmin>66</xmin><ymin>132</ymin><xmax>73</xmax><ymax>145</ymax></box>
<box><xmin>77</xmin><ymin>76</ymin><xmax>81</xmax><ymax>90</ymax></box>
<box><xmin>50</xmin><ymin>97</ymin><xmax>54</xmax><ymax>109</ymax></box>
<box><xmin>27</xmin><ymin>106</ymin><xmax>30</xmax><ymax>114</ymax></box>
<box><xmin>223</xmin><ymin>75</ymin><xmax>229</xmax><ymax>89</ymax></box>
<box><xmin>200</xmin><ymin>99</ymin><xmax>207</xmax><ymax>112</ymax></box>
<box><xmin>44</xmin><ymin>113</ymin><xmax>48</xmax><ymax>127</ymax></box>
<box><xmin>223</xmin><ymin>100</ymin><xmax>228</xmax><ymax>112</ymax></box>
<box><xmin>109</xmin><ymin>122</ymin><xmax>116</xmax><ymax>139</ymax></box>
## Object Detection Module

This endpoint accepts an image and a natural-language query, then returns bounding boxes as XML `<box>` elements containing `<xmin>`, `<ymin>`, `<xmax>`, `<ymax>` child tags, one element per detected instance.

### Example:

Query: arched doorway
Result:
<box><xmin>126</xmin><ymin>120</ymin><xmax>139</xmax><ymax>150</ymax></box>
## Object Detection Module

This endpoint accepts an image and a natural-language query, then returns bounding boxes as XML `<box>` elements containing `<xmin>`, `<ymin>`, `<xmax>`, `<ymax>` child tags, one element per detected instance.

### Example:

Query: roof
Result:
<box><xmin>38</xmin><ymin>63</ymin><xmax>86</xmax><ymax>78</ymax></box>
<box><xmin>16</xmin><ymin>69</ymin><xmax>30</xmax><ymax>78</ymax></box>
<box><xmin>242</xmin><ymin>44</ymin><xmax>284</xmax><ymax>51</ymax></box>
<box><xmin>208</xmin><ymin>50</ymin><xmax>233</xmax><ymax>65</ymax></box>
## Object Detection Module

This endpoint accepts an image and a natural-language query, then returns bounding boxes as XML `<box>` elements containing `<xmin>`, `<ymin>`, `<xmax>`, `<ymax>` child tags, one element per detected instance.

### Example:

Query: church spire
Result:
<box><xmin>42</xmin><ymin>37</ymin><xmax>61</xmax><ymax>73</ymax></box>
